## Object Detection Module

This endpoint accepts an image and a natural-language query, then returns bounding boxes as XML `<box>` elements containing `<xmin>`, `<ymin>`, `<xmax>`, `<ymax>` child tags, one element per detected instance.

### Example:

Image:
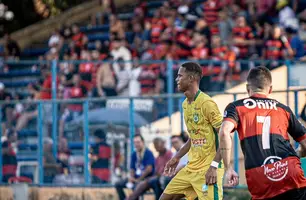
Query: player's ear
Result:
<box><xmin>268</xmin><ymin>85</ymin><xmax>273</xmax><ymax>94</ymax></box>
<box><xmin>246</xmin><ymin>84</ymin><xmax>250</xmax><ymax>95</ymax></box>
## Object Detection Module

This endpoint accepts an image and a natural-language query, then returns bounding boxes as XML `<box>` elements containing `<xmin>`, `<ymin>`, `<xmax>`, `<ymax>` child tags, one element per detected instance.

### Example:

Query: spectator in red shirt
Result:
<box><xmin>262</xmin><ymin>26</ymin><xmax>294</xmax><ymax>69</ymax></box>
<box><xmin>190</xmin><ymin>34</ymin><xmax>209</xmax><ymax>60</ymax></box>
<box><xmin>202</xmin><ymin>0</ymin><xmax>221</xmax><ymax>26</ymax></box>
<box><xmin>71</xmin><ymin>24</ymin><xmax>88</xmax><ymax>57</ymax></box>
<box><xmin>150</xmin><ymin>9</ymin><xmax>167</xmax><ymax>44</ymax></box>
<box><xmin>59</xmin><ymin>74</ymin><xmax>87</xmax><ymax>138</ymax></box>
<box><xmin>79</xmin><ymin>53</ymin><xmax>97</xmax><ymax>91</ymax></box>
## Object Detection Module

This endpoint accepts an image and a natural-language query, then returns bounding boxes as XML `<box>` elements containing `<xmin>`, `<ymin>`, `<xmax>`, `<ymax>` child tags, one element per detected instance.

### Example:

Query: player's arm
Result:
<box><xmin>219</xmin><ymin>102</ymin><xmax>238</xmax><ymax>169</ymax></box>
<box><xmin>219</xmin><ymin>121</ymin><xmax>235</xmax><ymax>169</ymax></box>
<box><xmin>173</xmin><ymin>138</ymin><xmax>191</xmax><ymax>160</ymax></box>
<box><xmin>287</xmin><ymin>107</ymin><xmax>306</xmax><ymax>152</ymax></box>
<box><xmin>202</xmin><ymin>100</ymin><xmax>223</xmax><ymax>165</ymax></box>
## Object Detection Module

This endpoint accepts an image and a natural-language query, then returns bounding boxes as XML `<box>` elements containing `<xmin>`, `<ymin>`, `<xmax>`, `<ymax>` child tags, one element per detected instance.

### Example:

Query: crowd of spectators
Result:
<box><xmin>2</xmin><ymin>0</ymin><xmax>306</xmax><ymax>103</ymax></box>
<box><xmin>2</xmin><ymin>0</ymin><xmax>306</xmax><ymax>186</ymax></box>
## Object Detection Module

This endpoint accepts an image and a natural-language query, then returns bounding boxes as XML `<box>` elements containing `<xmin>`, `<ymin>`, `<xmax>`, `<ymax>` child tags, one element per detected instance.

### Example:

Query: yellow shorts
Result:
<box><xmin>164</xmin><ymin>167</ymin><xmax>224</xmax><ymax>200</ymax></box>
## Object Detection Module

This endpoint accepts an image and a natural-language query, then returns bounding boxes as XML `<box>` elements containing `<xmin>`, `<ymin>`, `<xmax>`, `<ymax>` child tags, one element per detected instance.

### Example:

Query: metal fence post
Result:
<box><xmin>129</xmin><ymin>98</ymin><xmax>135</xmax><ymax>153</ymax></box>
<box><xmin>179</xmin><ymin>97</ymin><xmax>184</xmax><ymax>134</ymax></box>
<box><xmin>286</xmin><ymin>60</ymin><xmax>291</xmax><ymax>106</ymax></box>
<box><xmin>38</xmin><ymin>102</ymin><xmax>44</xmax><ymax>185</ymax></box>
<box><xmin>233</xmin><ymin>94</ymin><xmax>239</xmax><ymax>176</ymax></box>
<box><xmin>83</xmin><ymin>100</ymin><xmax>90</xmax><ymax>185</ymax></box>
<box><xmin>294</xmin><ymin>91</ymin><xmax>299</xmax><ymax>149</ymax></box>
<box><xmin>0</xmin><ymin>103</ymin><xmax>2</xmax><ymax>182</ymax></box>
<box><xmin>167</xmin><ymin>60</ymin><xmax>174</xmax><ymax>129</ymax></box>
<box><xmin>51</xmin><ymin>60</ymin><xmax>57</xmax><ymax>158</ymax></box>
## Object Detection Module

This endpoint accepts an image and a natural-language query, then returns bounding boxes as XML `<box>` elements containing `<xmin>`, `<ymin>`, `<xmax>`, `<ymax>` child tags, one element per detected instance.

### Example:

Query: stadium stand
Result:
<box><xmin>1</xmin><ymin>0</ymin><xmax>306</xmax><ymax>196</ymax></box>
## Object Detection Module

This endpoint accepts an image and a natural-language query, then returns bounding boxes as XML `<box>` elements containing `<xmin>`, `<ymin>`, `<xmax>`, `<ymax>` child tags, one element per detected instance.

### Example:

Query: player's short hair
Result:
<box><xmin>134</xmin><ymin>134</ymin><xmax>144</xmax><ymax>142</ymax></box>
<box><xmin>181</xmin><ymin>62</ymin><xmax>202</xmax><ymax>80</ymax></box>
<box><xmin>247</xmin><ymin>66</ymin><xmax>272</xmax><ymax>91</ymax></box>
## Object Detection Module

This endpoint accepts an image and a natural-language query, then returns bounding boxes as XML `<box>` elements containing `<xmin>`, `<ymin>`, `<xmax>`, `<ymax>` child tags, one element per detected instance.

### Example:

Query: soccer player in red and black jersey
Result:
<box><xmin>219</xmin><ymin>67</ymin><xmax>306</xmax><ymax>200</ymax></box>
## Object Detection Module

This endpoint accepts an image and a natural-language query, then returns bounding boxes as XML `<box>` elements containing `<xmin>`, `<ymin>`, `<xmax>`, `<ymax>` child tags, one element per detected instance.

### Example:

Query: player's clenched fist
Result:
<box><xmin>163</xmin><ymin>156</ymin><xmax>179</xmax><ymax>177</ymax></box>
<box><xmin>223</xmin><ymin>167</ymin><xmax>239</xmax><ymax>187</ymax></box>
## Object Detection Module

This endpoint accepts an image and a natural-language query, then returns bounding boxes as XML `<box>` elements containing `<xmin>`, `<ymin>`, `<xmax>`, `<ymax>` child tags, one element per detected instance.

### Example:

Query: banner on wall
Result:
<box><xmin>0</xmin><ymin>187</ymin><xmax>155</xmax><ymax>200</ymax></box>
<box><xmin>289</xmin><ymin>63</ymin><xmax>306</xmax><ymax>87</ymax></box>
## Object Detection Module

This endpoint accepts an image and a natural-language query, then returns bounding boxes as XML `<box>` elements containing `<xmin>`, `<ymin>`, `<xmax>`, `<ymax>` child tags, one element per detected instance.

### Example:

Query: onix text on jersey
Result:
<box><xmin>243</xmin><ymin>99</ymin><xmax>278</xmax><ymax>110</ymax></box>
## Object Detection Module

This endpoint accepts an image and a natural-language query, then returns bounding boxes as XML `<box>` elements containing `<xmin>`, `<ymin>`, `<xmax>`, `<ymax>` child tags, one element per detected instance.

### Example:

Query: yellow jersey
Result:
<box><xmin>183</xmin><ymin>90</ymin><xmax>223</xmax><ymax>172</ymax></box>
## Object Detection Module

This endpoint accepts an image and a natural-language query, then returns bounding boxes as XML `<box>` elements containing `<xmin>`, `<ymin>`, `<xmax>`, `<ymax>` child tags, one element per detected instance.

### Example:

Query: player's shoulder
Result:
<box><xmin>196</xmin><ymin>91</ymin><xmax>214</xmax><ymax>104</ymax></box>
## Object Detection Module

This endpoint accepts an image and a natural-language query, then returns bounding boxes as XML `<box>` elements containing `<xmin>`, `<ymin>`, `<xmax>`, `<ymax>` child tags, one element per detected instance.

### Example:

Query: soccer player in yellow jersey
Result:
<box><xmin>160</xmin><ymin>62</ymin><xmax>234</xmax><ymax>200</ymax></box>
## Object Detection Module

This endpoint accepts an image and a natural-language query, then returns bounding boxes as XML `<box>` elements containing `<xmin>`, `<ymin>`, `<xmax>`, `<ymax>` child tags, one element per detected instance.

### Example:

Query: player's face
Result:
<box><xmin>133</xmin><ymin>137</ymin><xmax>144</xmax><ymax>152</ymax></box>
<box><xmin>176</xmin><ymin>67</ymin><xmax>190</xmax><ymax>92</ymax></box>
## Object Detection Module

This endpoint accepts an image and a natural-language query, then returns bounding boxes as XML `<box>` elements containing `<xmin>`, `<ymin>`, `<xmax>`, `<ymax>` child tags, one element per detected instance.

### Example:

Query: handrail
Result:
<box><xmin>1</xmin><ymin>89</ymin><xmax>305</xmax><ymax>105</ymax></box>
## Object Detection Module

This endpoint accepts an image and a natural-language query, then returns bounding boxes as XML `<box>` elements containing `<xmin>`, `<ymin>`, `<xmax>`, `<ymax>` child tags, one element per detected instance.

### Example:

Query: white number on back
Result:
<box><xmin>256</xmin><ymin>116</ymin><xmax>271</xmax><ymax>149</ymax></box>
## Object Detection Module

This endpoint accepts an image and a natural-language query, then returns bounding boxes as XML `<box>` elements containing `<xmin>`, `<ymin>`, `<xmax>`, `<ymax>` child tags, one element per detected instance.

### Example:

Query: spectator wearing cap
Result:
<box><xmin>0</xmin><ymin>82</ymin><xmax>13</xmax><ymax>135</ymax></box>
<box><xmin>1</xmin><ymin>129</ymin><xmax>17</xmax><ymax>182</ymax></box>
<box><xmin>90</xmin><ymin>129</ymin><xmax>111</xmax><ymax>184</ymax></box>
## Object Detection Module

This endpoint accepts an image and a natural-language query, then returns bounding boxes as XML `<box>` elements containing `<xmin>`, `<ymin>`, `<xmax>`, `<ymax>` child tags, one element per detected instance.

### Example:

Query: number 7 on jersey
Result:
<box><xmin>257</xmin><ymin>116</ymin><xmax>271</xmax><ymax>149</ymax></box>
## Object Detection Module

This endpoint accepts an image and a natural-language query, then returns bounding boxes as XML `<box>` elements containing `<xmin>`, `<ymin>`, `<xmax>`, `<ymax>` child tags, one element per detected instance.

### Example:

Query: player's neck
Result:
<box><xmin>185</xmin><ymin>87</ymin><xmax>200</xmax><ymax>103</ymax></box>
<box><xmin>250</xmin><ymin>91</ymin><xmax>268</xmax><ymax>97</ymax></box>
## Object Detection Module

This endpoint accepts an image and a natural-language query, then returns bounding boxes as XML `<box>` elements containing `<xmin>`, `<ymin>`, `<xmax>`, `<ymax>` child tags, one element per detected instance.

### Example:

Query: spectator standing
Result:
<box><xmin>285</xmin><ymin>27</ymin><xmax>305</xmax><ymax>59</ymax></box>
<box><xmin>115</xmin><ymin>134</ymin><xmax>155</xmax><ymax>200</ymax></box>
<box><xmin>111</xmin><ymin>38</ymin><xmax>132</xmax><ymax>74</ymax></box>
<box><xmin>90</xmin><ymin>129</ymin><xmax>111</xmax><ymax>184</ymax></box>
<box><xmin>116</xmin><ymin>58</ymin><xmax>130</xmax><ymax>96</ymax></box>
<box><xmin>59</xmin><ymin>74</ymin><xmax>87</xmax><ymax>138</ymax></box>
<box><xmin>71</xmin><ymin>24</ymin><xmax>88</xmax><ymax>57</ymax></box>
<box><xmin>262</xmin><ymin>26</ymin><xmax>294</xmax><ymax>69</ymax></box>
<box><xmin>95</xmin><ymin>62</ymin><xmax>117</xmax><ymax>97</ymax></box>
<box><xmin>110</xmin><ymin>14</ymin><xmax>125</xmax><ymax>39</ymax></box>
<box><xmin>4</xmin><ymin>34</ymin><xmax>20</xmax><ymax>60</ymax></box>
<box><xmin>0</xmin><ymin>82</ymin><xmax>13</xmax><ymax>135</ymax></box>
<box><xmin>1</xmin><ymin>129</ymin><xmax>17</xmax><ymax>183</ymax></box>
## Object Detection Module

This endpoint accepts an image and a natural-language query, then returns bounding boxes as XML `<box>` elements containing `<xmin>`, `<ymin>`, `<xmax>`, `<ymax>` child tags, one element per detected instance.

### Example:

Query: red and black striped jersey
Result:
<box><xmin>264</xmin><ymin>36</ymin><xmax>291</xmax><ymax>60</ymax></box>
<box><xmin>223</xmin><ymin>93</ymin><xmax>306</xmax><ymax>200</ymax></box>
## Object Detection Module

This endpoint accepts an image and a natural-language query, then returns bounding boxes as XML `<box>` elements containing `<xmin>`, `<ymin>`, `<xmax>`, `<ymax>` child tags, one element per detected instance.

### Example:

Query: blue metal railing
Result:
<box><xmin>0</xmin><ymin>89</ymin><xmax>305</xmax><ymax>186</ymax></box>
<box><xmin>0</xmin><ymin>58</ymin><xmax>305</xmax><ymax>187</ymax></box>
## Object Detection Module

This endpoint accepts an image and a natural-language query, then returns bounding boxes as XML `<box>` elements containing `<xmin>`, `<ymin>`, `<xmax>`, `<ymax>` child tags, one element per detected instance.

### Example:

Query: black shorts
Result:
<box><xmin>252</xmin><ymin>187</ymin><xmax>306</xmax><ymax>200</ymax></box>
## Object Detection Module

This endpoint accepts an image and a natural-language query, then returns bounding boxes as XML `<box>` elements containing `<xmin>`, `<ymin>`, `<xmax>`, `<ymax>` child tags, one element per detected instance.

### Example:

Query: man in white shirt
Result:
<box><xmin>110</xmin><ymin>39</ymin><xmax>132</xmax><ymax>74</ymax></box>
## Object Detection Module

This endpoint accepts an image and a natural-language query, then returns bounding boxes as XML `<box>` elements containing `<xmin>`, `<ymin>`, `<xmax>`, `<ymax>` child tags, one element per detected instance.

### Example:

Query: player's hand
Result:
<box><xmin>163</xmin><ymin>157</ymin><xmax>180</xmax><ymax>177</ymax></box>
<box><xmin>223</xmin><ymin>167</ymin><xmax>239</xmax><ymax>187</ymax></box>
<box><xmin>205</xmin><ymin>166</ymin><xmax>217</xmax><ymax>185</ymax></box>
